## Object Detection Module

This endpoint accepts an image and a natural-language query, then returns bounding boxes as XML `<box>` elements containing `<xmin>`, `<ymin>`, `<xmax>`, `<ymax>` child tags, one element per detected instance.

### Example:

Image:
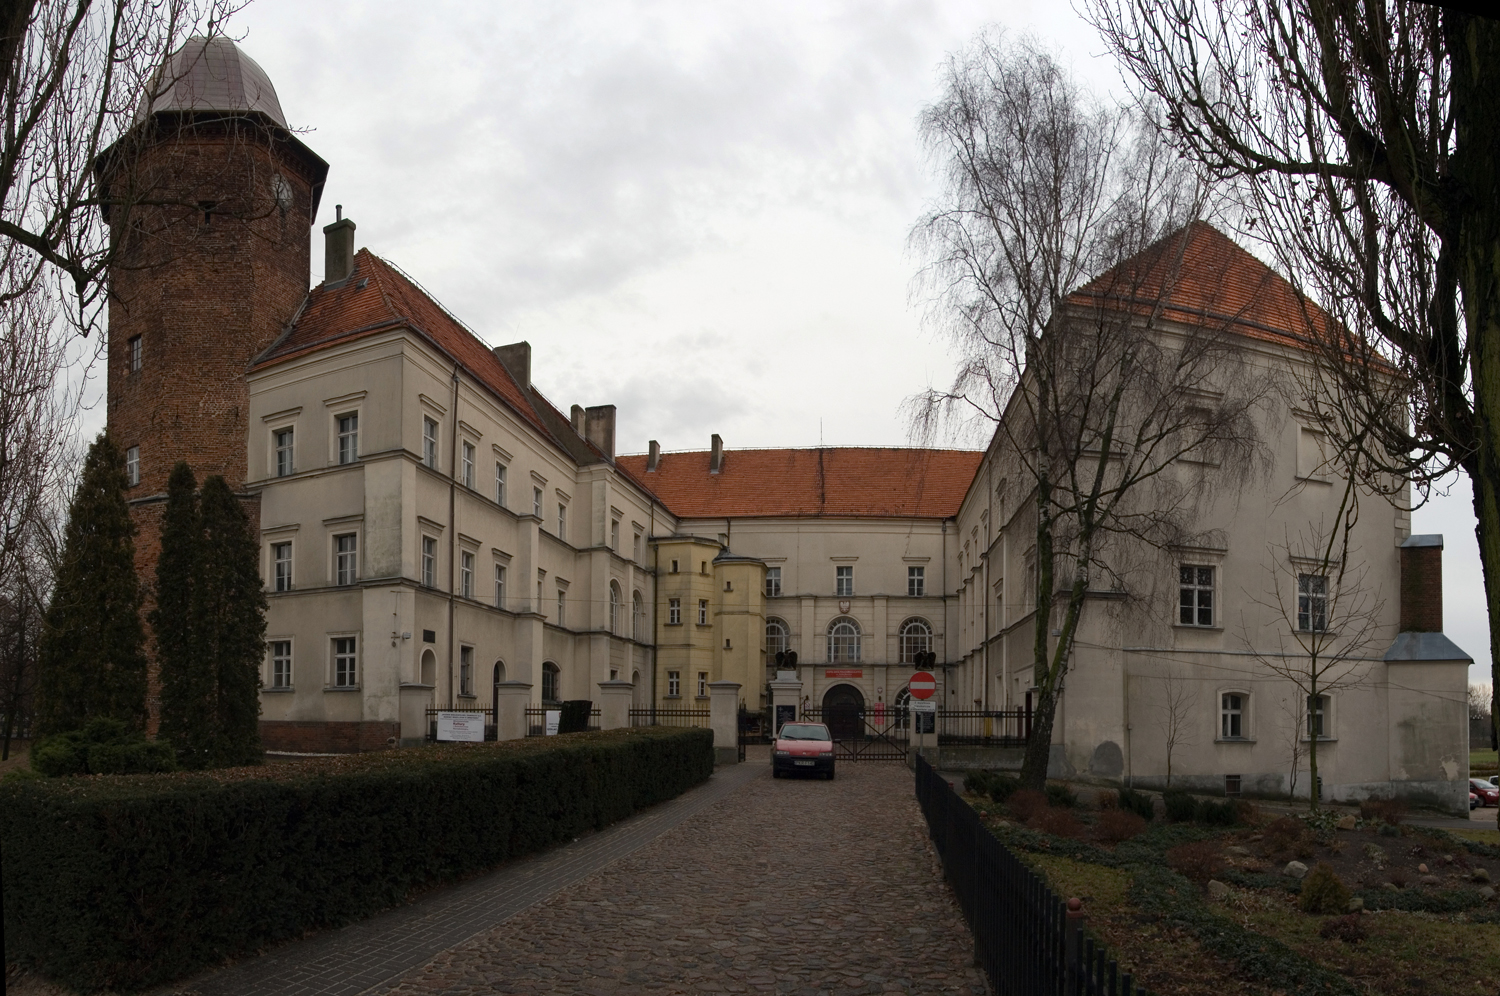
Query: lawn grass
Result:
<box><xmin>1470</xmin><ymin>748</ymin><xmax>1497</xmax><ymax>773</ymax></box>
<box><xmin>1449</xmin><ymin>827</ymin><xmax>1500</xmax><ymax>846</ymax></box>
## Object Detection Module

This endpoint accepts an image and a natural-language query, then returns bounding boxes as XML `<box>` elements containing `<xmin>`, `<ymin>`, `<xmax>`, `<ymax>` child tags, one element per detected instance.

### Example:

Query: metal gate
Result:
<box><xmin>802</xmin><ymin>704</ymin><xmax>909</xmax><ymax>761</ymax></box>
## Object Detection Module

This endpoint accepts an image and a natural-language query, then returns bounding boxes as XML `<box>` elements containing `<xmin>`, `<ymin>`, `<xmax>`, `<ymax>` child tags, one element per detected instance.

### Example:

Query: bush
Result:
<box><xmin>1098</xmin><ymin>789</ymin><xmax>1119</xmax><ymax>810</ymax></box>
<box><xmin>1032</xmin><ymin>807</ymin><xmax>1085</xmax><ymax>839</ymax></box>
<box><xmin>1264</xmin><ymin>815</ymin><xmax>1306</xmax><ymax>854</ymax></box>
<box><xmin>963</xmin><ymin>769</ymin><xmax>1020</xmax><ymax>803</ymax></box>
<box><xmin>1</xmin><ymin>727</ymin><xmax>711</xmax><ymax>991</ymax></box>
<box><xmin>1166</xmin><ymin>839</ymin><xmax>1225</xmax><ymax>883</ymax></box>
<box><xmin>1299</xmin><ymin>863</ymin><xmax>1352</xmax><ymax>914</ymax></box>
<box><xmin>963</xmin><ymin>770</ymin><xmax>992</xmax><ymax>795</ymax></box>
<box><xmin>1319</xmin><ymin>913</ymin><xmax>1367</xmax><ymax>943</ymax></box>
<box><xmin>1045</xmin><ymin>782</ymin><xmax>1078</xmax><ymax>808</ymax></box>
<box><xmin>30</xmin><ymin>717</ymin><xmax>176</xmax><ymax>777</ymax></box>
<box><xmin>1198</xmin><ymin>798</ymin><xmax>1241</xmax><ymax>826</ymax></box>
<box><xmin>1360</xmin><ymin>797</ymin><xmax>1408</xmax><ymax>826</ymax></box>
<box><xmin>1116</xmin><ymin>787</ymin><xmax>1155</xmax><ymax>822</ymax></box>
<box><xmin>1163</xmin><ymin>788</ymin><xmax>1199</xmax><ymax>822</ymax></box>
<box><xmin>1097</xmin><ymin>809</ymin><xmax>1147</xmax><ymax>843</ymax></box>
<box><xmin>1008</xmin><ymin>788</ymin><xmax>1049</xmax><ymax>822</ymax></box>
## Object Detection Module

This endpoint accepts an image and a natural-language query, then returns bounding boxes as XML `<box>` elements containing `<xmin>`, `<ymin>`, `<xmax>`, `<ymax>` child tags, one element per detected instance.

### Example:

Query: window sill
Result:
<box><xmin>325</xmin><ymin>685</ymin><xmax>361</xmax><ymax>692</ymax></box>
<box><xmin>457</xmin><ymin>694</ymin><xmax>477</xmax><ymax>700</ymax></box>
<box><xmin>1173</xmin><ymin>624</ymin><xmax>1223</xmax><ymax>632</ymax></box>
<box><xmin>1215</xmin><ymin>737</ymin><xmax>1255</xmax><ymax>744</ymax></box>
<box><xmin>695</xmin><ymin>696</ymin><xmax>710</xmax><ymax>701</ymax></box>
<box><xmin>664</xmin><ymin>695</ymin><xmax>682</xmax><ymax>700</ymax></box>
<box><xmin>665</xmin><ymin>622</ymin><xmax>683</xmax><ymax>627</ymax></box>
<box><xmin>1300</xmin><ymin>736</ymin><xmax>1337</xmax><ymax>743</ymax></box>
<box><xmin>263</xmin><ymin>685</ymin><xmax>295</xmax><ymax>693</ymax></box>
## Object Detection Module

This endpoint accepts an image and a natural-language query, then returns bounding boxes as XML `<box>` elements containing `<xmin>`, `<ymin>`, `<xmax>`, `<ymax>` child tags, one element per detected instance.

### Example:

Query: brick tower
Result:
<box><xmin>101</xmin><ymin>37</ymin><xmax>328</xmax><ymax>716</ymax></box>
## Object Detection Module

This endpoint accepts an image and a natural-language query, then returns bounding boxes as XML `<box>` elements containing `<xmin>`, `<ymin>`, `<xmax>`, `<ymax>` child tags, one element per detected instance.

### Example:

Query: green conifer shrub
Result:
<box><xmin>1299</xmin><ymin>862</ymin><xmax>1352</xmax><ymax>914</ymax></box>
<box><xmin>153</xmin><ymin>463</ymin><xmax>211</xmax><ymax>768</ymax></box>
<box><xmin>1163</xmin><ymin>788</ymin><xmax>1199</xmax><ymax>822</ymax></box>
<box><xmin>1117</xmin><ymin>786</ymin><xmax>1155</xmax><ymax>821</ymax></box>
<box><xmin>33</xmin><ymin>434</ymin><xmax>147</xmax><ymax>736</ymax></box>
<box><xmin>30</xmin><ymin>717</ymin><xmax>175</xmax><ymax>776</ymax></box>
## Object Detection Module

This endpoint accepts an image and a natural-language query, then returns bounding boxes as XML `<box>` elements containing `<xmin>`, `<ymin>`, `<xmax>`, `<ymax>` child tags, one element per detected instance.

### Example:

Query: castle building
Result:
<box><xmin>107</xmin><ymin>39</ymin><xmax>1469</xmax><ymax>810</ymax></box>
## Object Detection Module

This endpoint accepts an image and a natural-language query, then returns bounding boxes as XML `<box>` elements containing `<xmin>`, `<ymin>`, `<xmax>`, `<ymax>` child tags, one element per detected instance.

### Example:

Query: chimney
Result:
<box><xmin>710</xmin><ymin>433</ymin><xmax>724</xmax><ymax>474</ymax></box>
<box><xmin>323</xmin><ymin>205</ymin><xmax>356</xmax><ymax>283</ymax></box>
<box><xmin>493</xmin><ymin>342</ymin><xmax>531</xmax><ymax>389</ymax></box>
<box><xmin>570</xmin><ymin>405</ymin><xmax>585</xmax><ymax>435</ymax></box>
<box><xmin>585</xmin><ymin>405</ymin><xmax>616</xmax><ymax>460</ymax></box>
<box><xmin>1399</xmin><ymin>534</ymin><xmax>1443</xmax><ymax>632</ymax></box>
<box><xmin>647</xmin><ymin>440</ymin><xmax>660</xmax><ymax>472</ymax></box>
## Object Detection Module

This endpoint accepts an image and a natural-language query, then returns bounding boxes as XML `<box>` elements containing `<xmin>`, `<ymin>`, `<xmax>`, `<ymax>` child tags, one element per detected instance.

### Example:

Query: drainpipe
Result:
<box><xmin>447</xmin><ymin>364</ymin><xmax>459</xmax><ymax>708</ymax></box>
<box><xmin>650</xmin><ymin>501</ymin><xmax>659</xmax><ymax>713</ymax></box>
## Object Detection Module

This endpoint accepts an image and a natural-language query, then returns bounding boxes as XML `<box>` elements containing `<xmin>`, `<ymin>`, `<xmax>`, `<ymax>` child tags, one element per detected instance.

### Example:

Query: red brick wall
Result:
<box><xmin>260</xmin><ymin>721</ymin><xmax>401</xmax><ymax>754</ymax></box>
<box><xmin>1400</xmin><ymin>545</ymin><xmax>1443</xmax><ymax>632</ymax></box>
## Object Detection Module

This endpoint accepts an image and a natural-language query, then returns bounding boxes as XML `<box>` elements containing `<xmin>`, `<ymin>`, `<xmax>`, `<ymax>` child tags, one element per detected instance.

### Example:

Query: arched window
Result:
<box><xmin>541</xmin><ymin>661</ymin><xmax>560</xmax><ymax>704</ymax></box>
<box><xmin>632</xmin><ymin>590</ymin><xmax>643</xmax><ymax>640</ymax></box>
<box><xmin>766</xmin><ymin>618</ymin><xmax>789</xmax><ymax>659</ymax></box>
<box><xmin>609</xmin><ymin>581</ymin><xmax>621</xmax><ymax>634</ymax></box>
<box><xmin>493</xmin><ymin>660</ymin><xmax>505</xmax><ymax>684</ymax></box>
<box><xmin>899</xmin><ymin>618</ymin><xmax>932</xmax><ymax>663</ymax></box>
<box><xmin>826</xmin><ymin>616</ymin><xmax>861</xmax><ymax>663</ymax></box>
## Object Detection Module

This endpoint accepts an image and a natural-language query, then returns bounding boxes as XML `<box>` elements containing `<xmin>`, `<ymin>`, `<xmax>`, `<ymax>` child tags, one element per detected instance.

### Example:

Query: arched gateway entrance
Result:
<box><xmin>821</xmin><ymin>684</ymin><xmax>865</xmax><ymax>742</ymax></box>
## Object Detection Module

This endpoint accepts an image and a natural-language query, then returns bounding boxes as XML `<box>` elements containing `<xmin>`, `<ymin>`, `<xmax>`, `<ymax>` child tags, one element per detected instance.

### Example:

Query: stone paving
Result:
<box><xmin>381</xmin><ymin>757</ymin><xmax>986</xmax><ymax>996</ymax></box>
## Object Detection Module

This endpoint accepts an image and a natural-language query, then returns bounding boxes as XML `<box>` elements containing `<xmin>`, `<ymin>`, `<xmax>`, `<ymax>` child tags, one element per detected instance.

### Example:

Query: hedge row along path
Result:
<box><xmin>155</xmin><ymin>751</ymin><xmax>984</xmax><ymax>996</ymax></box>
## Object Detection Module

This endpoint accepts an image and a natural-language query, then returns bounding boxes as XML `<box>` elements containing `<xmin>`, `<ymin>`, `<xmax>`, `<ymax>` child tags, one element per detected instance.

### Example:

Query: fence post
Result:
<box><xmin>1065</xmin><ymin>899</ymin><xmax>1085</xmax><ymax>995</ymax></box>
<box><xmin>493</xmin><ymin>681</ymin><xmax>532</xmax><ymax>740</ymax></box>
<box><xmin>595</xmin><ymin>680</ymin><xmax>633</xmax><ymax>730</ymax></box>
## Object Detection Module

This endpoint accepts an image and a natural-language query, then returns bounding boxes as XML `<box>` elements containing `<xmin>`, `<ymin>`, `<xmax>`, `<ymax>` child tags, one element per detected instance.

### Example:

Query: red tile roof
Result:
<box><xmin>614</xmin><ymin>447</ymin><xmax>984</xmax><ymax>519</ymax></box>
<box><xmin>1065</xmin><ymin>221</ymin><xmax>1338</xmax><ymax>349</ymax></box>
<box><xmin>254</xmin><ymin>249</ymin><xmax>598</xmax><ymax>460</ymax></box>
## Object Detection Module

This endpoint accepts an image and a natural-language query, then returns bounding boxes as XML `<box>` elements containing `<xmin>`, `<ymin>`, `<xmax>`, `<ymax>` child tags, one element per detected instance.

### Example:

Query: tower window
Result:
<box><xmin>128</xmin><ymin>336</ymin><xmax>142</xmax><ymax>372</ymax></box>
<box><xmin>125</xmin><ymin>446</ymin><xmax>140</xmax><ymax>486</ymax></box>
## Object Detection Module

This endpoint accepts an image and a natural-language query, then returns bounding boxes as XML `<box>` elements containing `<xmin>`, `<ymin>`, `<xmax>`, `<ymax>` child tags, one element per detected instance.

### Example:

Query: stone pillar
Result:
<box><xmin>767</xmin><ymin>672</ymin><xmax>802</xmax><ymax>737</ymax></box>
<box><xmin>597</xmin><ymin>679</ymin><xmax>634</xmax><ymax>730</ymax></box>
<box><xmin>709</xmin><ymin>680</ymin><xmax>742</xmax><ymax>765</ymax></box>
<box><xmin>494</xmin><ymin>681</ymin><xmax>533</xmax><ymax>741</ymax></box>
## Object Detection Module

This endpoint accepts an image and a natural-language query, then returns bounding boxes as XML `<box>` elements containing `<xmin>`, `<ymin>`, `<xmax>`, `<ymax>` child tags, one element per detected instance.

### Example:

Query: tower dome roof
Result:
<box><xmin>135</xmin><ymin>36</ymin><xmax>287</xmax><ymax>127</ymax></box>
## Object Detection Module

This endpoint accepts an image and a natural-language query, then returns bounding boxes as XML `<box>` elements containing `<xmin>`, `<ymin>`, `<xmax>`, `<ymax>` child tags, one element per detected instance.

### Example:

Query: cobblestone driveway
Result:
<box><xmin>383</xmin><ymin>756</ymin><xmax>985</xmax><ymax>996</ymax></box>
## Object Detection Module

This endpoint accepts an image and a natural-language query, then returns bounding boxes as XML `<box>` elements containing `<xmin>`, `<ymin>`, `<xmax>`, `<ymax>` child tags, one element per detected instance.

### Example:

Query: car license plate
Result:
<box><xmin>794</xmin><ymin>759</ymin><xmax>814</xmax><ymax>766</ymax></box>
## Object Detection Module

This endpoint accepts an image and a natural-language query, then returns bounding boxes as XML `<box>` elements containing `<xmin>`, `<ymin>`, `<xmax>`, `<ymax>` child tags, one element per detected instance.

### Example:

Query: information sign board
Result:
<box><xmin>910</xmin><ymin>699</ymin><xmax>936</xmax><ymax>712</ymax></box>
<box><xmin>544</xmin><ymin>710</ymin><xmax>561</xmax><ymax>736</ymax></box>
<box><xmin>436</xmin><ymin>711</ymin><xmax>485</xmax><ymax>742</ymax></box>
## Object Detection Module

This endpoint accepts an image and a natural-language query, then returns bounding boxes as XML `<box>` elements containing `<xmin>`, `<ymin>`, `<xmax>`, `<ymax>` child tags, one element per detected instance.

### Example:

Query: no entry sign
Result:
<box><xmin>909</xmin><ymin>671</ymin><xmax>937</xmax><ymax>699</ymax></box>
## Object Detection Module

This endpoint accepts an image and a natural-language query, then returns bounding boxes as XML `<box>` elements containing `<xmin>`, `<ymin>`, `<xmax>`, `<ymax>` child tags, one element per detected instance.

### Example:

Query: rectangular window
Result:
<box><xmin>461</xmin><ymin>442</ymin><xmax>475</xmax><ymax>488</ymax></box>
<box><xmin>459</xmin><ymin>646</ymin><xmax>473</xmax><ymax>696</ymax></box>
<box><xmin>1308</xmin><ymin>694</ymin><xmax>1327</xmax><ymax>738</ymax></box>
<box><xmin>495</xmin><ymin>564</ymin><xmax>506</xmax><ymax>607</ymax></box>
<box><xmin>667</xmin><ymin>671</ymin><xmax>681</xmax><ymax>697</ymax></box>
<box><xmin>337</xmin><ymin>413</ymin><xmax>358</xmax><ymax>464</ymax></box>
<box><xmin>556</xmin><ymin>589</ymin><xmax>565</xmax><ymax>625</ymax></box>
<box><xmin>1224</xmin><ymin>774</ymin><xmax>1242</xmax><ymax>797</ymax></box>
<box><xmin>270</xmin><ymin>640</ymin><xmax>292</xmax><ymax>688</ymax></box>
<box><xmin>611</xmin><ymin>519</ymin><xmax>620</xmax><ymax>551</ymax></box>
<box><xmin>1297</xmin><ymin>574</ymin><xmax>1328</xmax><ymax>632</ymax></box>
<box><xmin>421</xmin><ymin>536</ymin><xmax>437</xmax><ymax>588</ymax></box>
<box><xmin>765</xmin><ymin>566</ymin><xmax>782</xmax><ymax>597</ymax></box>
<box><xmin>557</xmin><ymin>503</ymin><xmax>567</xmax><ymax>540</ymax></box>
<box><xmin>460</xmin><ymin>551</ymin><xmax>474</xmax><ymax>598</ymax></box>
<box><xmin>273</xmin><ymin>542</ymin><xmax>292</xmax><ymax>592</ymax></box>
<box><xmin>670</xmin><ymin>559</ymin><xmax>679</xmax><ymax>573</ymax></box>
<box><xmin>125</xmin><ymin>445</ymin><xmax>140</xmax><ymax>486</ymax></box>
<box><xmin>1221</xmin><ymin>692</ymin><xmax>1244</xmax><ymax>739</ymax></box>
<box><xmin>908</xmin><ymin>566</ymin><xmax>925</xmax><ymax>597</ymax></box>
<box><xmin>668</xmin><ymin>598</ymin><xmax>681</xmax><ymax>624</ymax></box>
<box><xmin>333</xmin><ymin>637</ymin><xmax>357</xmax><ymax>687</ymax></box>
<box><xmin>633</xmin><ymin>532</ymin><xmax>642</xmax><ymax>562</ymax></box>
<box><xmin>836</xmin><ymin>565</ymin><xmax>853</xmax><ymax>597</ymax></box>
<box><xmin>495</xmin><ymin>463</ymin><xmax>507</xmax><ymax>506</ymax></box>
<box><xmin>697</xmin><ymin>671</ymin><xmax>707</xmax><ymax>697</ymax></box>
<box><xmin>1179</xmin><ymin>565</ymin><xmax>1214</xmax><ymax>626</ymax></box>
<box><xmin>335</xmin><ymin>533</ymin><xmax>357</xmax><ymax>586</ymax></box>
<box><xmin>698</xmin><ymin>600</ymin><xmax>708</xmax><ymax>625</ymax></box>
<box><xmin>532</xmin><ymin>487</ymin><xmax>543</xmax><ymax>517</ymax></box>
<box><xmin>275</xmin><ymin>428</ymin><xmax>294</xmax><ymax>477</ymax></box>
<box><xmin>128</xmin><ymin>335</ymin><xmax>142</xmax><ymax>372</ymax></box>
<box><xmin>537</xmin><ymin>576</ymin><xmax>544</xmax><ymax>611</ymax></box>
<box><xmin>423</xmin><ymin>417</ymin><xmax>439</xmax><ymax>469</ymax></box>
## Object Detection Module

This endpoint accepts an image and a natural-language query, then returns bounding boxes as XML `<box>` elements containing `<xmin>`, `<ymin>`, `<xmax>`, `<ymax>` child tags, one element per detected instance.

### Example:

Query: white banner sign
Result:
<box><xmin>910</xmin><ymin>700</ymin><xmax>937</xmax><ymax>713</ymax></box>
<box><xmin>436</xmin><ymin>711</ymin><xmax>485</xmax><ymax>742</ymax></box>
<box><xmin>544</xmin><ymin>710</ymin><xmax>561</xmax><ymax>736</ymax></box>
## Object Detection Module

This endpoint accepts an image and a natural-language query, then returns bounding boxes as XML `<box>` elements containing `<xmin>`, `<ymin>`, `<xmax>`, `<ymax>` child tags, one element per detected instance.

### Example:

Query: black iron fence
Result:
<box><xmin>915</xmin><ymin>755</ymin><xmax>1151</xmax><ymax>996</ymax></box>
<box><xmin>424</xmin><ymin>704</ymin><xmax>495</xmax><ymax>741</ymax></box>
<box><xmin>525</xmin><ymin>705</ymin><xmax>601</xmax><ymax>736</ymax></box>
<box><xmin>934</xmin><ymin>706</ymin><xmax>1032</xmax><ymax>746</ymax></box>
<box><xmin>628</xmin><ymin>707</ymin><xmax>710</xmax><ymax>728</ymax></box>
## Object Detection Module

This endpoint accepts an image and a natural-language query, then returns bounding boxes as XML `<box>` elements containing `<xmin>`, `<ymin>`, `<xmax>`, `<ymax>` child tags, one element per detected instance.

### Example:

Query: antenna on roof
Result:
<box><xmin>335</xmin><ymin>204</ymin><xmax>342</xmax><ymax>221</ymax></box>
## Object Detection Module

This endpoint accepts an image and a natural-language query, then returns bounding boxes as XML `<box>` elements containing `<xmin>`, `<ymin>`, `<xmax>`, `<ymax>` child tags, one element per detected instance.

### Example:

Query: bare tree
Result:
<box><xmin>1246</xmin><ymin>480</ymin><xmax>1387</xmax><ymax>810</ymax></box>
<box><xmin>1085</xmin><ymin>0</ymin><xmax>1500</xmax><ymax>816</ymax></box>
<box><xmin>910</xmin><ymin>32</ymin><xmax>1269</xmax><ymax>789</ymax></box>
<box><xmin>1471</xmin><ymin>682</ymin><xmax>1494</xmax><ymax>753</ymax></box>
<box><xmin>1277</xmin><ymin>694</ymin><xmax>1307</xmax><ymax>803</ymax></box>
<box><xmin>1154</xmin><ymin>663</ymin><xmax>1197</xmax><ymax>787</ymax></box>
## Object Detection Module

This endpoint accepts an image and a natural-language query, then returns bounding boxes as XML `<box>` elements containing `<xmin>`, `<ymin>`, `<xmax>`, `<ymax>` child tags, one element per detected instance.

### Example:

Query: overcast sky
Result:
<box><xmin>122</xmin><ymin>0</ymin><xmax>1493</xmax><ymax>679</ymax></box>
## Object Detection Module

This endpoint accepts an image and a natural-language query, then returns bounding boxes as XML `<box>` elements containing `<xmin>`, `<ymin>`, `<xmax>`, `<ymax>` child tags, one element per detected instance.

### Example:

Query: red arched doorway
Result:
<box><xmin>821</xmin><ymin>683</ymin><xmax>865</xmax><ymax>741</ymax></box>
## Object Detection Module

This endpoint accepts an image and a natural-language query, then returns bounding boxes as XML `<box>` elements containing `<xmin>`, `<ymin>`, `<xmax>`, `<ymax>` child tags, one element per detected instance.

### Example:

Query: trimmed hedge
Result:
<box><xmin>1</xmin><ymin>726</ymin><xmax>713</xmax><ymax>991</ymax></box>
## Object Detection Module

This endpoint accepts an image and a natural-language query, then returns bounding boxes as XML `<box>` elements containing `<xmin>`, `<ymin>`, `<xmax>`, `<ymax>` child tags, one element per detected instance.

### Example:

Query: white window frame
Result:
<box><xmin>423</xmin><ymin>417</ymin><xmax>439</xmax><ymax>470</ymax></box>
<box><xmin>272</xmin><ymin>541</ymin><xmax>293</xmax><ymax>592</ymax></box>
<box><xmin>557</xmin><ymin>502</ymin><xmax>567</xmax><ymax>541</ymax></box>
<box><xmin>1306</xmin><ymin>693</ymin><xmax>1333</xmax><ymax>740</ymax></box>
<box><xmin>827</xmin><ymin>616</ymin><xmax>861</xmax><ymax>662</ymax></box>
<box><xmin>495</xmin><ymin>563</ymin><xmax>506</xmax><ymax>608</ymax></box>
<box><xmin>556</xmin><ymin>588</ymin><xmax>565</xmax><ymax>625</ymax></box>
<box><xmin>633</xmin><ymin>532</ymin><xmax>642</xmax><ymax>562</ymax></box>
<box><xmin>697</xmin><ymin>599</ymin><xmax>708</xmax><ymax>625</ymax></box>
<box><xmin>1298</xmin><ymin>574</ymin><xmax>1329</xmax><ymax>632</ymax></box>
<box><xmin>459</xmin><ymin>645</ymin><xmax>474</xmax><ymax>697</ymax></box>
<box><xmin>421</xmin><ymin>536</ymin><xmax>437</xmax><ymax>588</ymax></box>
<box><xmin>668</xmin><ymin>598</ymin><xmax>681</xmax><ymax>625</ymax></box>
<box><xmin>766</xmin><ymin>618</ymin><xmax>789</xmax><ymax>658</ymax></box>
<box><xmin>609</xmin><ymin>581</ymin><xmax>621</xmax><ymax>634</ymax></box>
<box><xmin>697</xmin><ymin>671</ymin><xmax>707</xmax><ymax>697</ymax></box>
<box><xmin>632</xmin><ymin>590</ymin><xmax>643</xmax><ymax>640</ymax></box>
<box><xmin>125</xmin><ymin>445</ymin><xmax>140</xmax><ymax>486</ymax></box>
<box><xmin>274</xmin><ymin>427</ymin><xmax>295</xmax><ymax>478</ymax></box>
<box><xmin>461</xmin><ymin>441</ymin><xmax>475</xmax><ymax>488</ymax></box>
<box><xmin>270</xmin><ymin>639</ymin><xmax>292</xmax><ymax>688</ymax></box>
<box><xmin>336</xmin><ymin>412</ymin><xmax>359</xmax><ymax>465</ymax></box>
<box><xmin>1220</xmin><ymin>691</ymin><xmax>1247</xmax><ymax>740</ymax></box>
<box><xmin>331</xmin><ymin>636</ymin><xmax>358</xmax><ymax>688</ymax></box>
<box><xmin>495</xmin><ymin>462</ymin><xmax>507</xmax><ymax>507</ymax></box>
<box><xmin>334</xmin><ymin>533</ymin><xmax>358</xmax><ymax>586</ymax></box>
<box><xmin>908</xmin><ymin>566</ymin><xmax>925</xmax><ymax>597</ymax></box>
<box><xmin>835</xmin><ymin>565</ymin><xmax>853</xmax><ymax>597</ymax></box>
<box><xmin>667</xmin><ymin>670</ymin><xmax>681</xmax><ymax>697</ymax></box>
<box><xmin>765</xmin><ymin>566</ymin><xmax>782</xmax><ymax>597</ymax></box>
<box><xmin>541</xmin><ymin>661</ymin><xmax>560</xmax><ymax>704</ymax></box>
<box><xmin>532</xmin><ymin>486</ymin><xmax>543</xmax><ymax>517</ymax></box>
<box><xmin>611</xmin><ymin>519</ymin><xmax>620</xmax><ymax>551</ymax></box>
<box><xmin>1179</xmin><ymin>565</ymin><xmax>1216</xmax><ymax>627</ymax></box>
<box><xmin>899</xmin><ymin>618</ymin><xmax>932</xmax><ymax>663</ymax></box>
<box><xmin>460</xmin><ymin>550</ymin><xmax>474</xmax><ymax>599</ymax></box>
<box><xmin>128</xmin><ymin>334</ymin><xmax>142</xmax><ymax>372</ymax></box>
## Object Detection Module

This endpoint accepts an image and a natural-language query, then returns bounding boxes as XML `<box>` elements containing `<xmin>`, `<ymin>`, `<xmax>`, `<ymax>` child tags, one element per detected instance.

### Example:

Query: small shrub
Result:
<box><xmin>1097</xmin><ymin>809</ymin><xmax>1147</xmax><ymax>843</ymax></box>
<box><xmin>1319</xmin><ymin>913</ymin><xmax>1367</xmax><ymax>943</ymax></box>
<box><xmin>1098</xmin><ymin>790</ymin><xmax>1119</xmax><ymax>810</ymax></box>
<box><xmin>1163</xmin><ymin>789</ymin><xmax>1199</xmax><ymax>822</ymax></box>
<box><xmin>1234</xmin><ymin>800</ymin><xmax>1260</xmax><ymax>824</ymax></box>
<box><xmin>1299</xmin><ymin>863</ymin><xmax>1351</xmax><ymax>914</ymax></box>
<box><xmin>987</xmin><ymin>774</ymin><xmax>1021</xmax><ymax>803</ymax></box>
<box><xmin>1360</xmin><ymin>797</ymin><xmax>1408</xmax><ymax>826</ymax></box>
<box><xmin>1032</xmin><ymin>807</ymin><xmax>1085</xmax><ymax>839</ymax></box>
<box><xmin>1166</xmin><ymin>840</ymin><xmax>1225</xmax><ymax>883</ymax></box>
<box><xmin>1046</xmin><ymin>782</ymin><xmax>1078</xmax><ymax>808</ymax></box>
<box><xmin>1264</xmin><ymin>816</ymin><xmax>1305</xmax><ymax>853</ymax></box>
<box><xmin>962</xmin><ymin>771</ymin><xmax>991</xmax><ymax>796</ymax></box>
<box><xmin>31</xmin><ymin>718</ymin><xmax>176</xmax><ymax>777</ymax></box>
<box><xmin>1117</xmin><ymin>787</ymin><xmax>1155</xmax><ymax>822</ymax></box>
<box><xmin>1199</xmin><ymin>798</ymin><xmax>1240</xmax><ymax>826</ymax></box>
<box><xmin>1379</xmin><ymin>823</ymin><xmax>1402</xmax><ymax>838</ymax></box>
<box><xmin>1388</xmin><ymin>867</ymin><xmax>1410</xmax><ymax>888</ymax></box>
<box><xmin>1295</xmin><ymin>840</ymin><xmax>1315</xmax><ymax>859</ymax></box>
<box><xmin>1008</xmin><ymin>788</ymin><xmax>1049</xmax><ymax>822</ymax></box>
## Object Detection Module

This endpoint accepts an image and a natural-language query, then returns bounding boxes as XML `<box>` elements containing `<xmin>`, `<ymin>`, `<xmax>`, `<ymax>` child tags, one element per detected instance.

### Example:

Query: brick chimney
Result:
<box><xmin>1399</xmin><ymin>534</ymin><xmax>1443</xmax><ymax>632</ymax></box>
<box><xmin>323</xmin><ymin>205</ymin><xmax>356</xmax><ymax>283</ymax></box>
<box><xmin>570</xmin><ymin>404</ymin><xmax>585</xmax><ymax>435</ymax></box>
<box><xmin>710</xmin><ymin>433</ymin><xmax>724</xmax><ymax>474</ymax></box>
<box><xmin>493</xmin><ymin>342</ymin><xmax>531</xmax><ymax>389</ymax></box>
<box><xmin>584</xmin><ymin>405</ymin><xmax>616</xmax><ymax>460</ymax></box>
<box><xmin>647</xmin><ymin>440</ymin><xmax>660</xmax><ymax>472</ymax></box>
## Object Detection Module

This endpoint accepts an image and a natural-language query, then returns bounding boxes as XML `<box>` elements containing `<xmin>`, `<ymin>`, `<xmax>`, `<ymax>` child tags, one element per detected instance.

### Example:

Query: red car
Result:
<box><xmin>772</xmin><ymin>722</ymin><xmax>836</xmax><ymax>780</ymax></box>
<box><xmin>1471</xmin><ymin>778</ymin><xmax>1499</xmax><ymax>807</ymax></box>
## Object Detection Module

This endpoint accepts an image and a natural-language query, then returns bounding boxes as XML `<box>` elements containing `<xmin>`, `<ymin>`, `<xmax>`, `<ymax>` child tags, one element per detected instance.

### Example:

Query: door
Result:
<box><xmin>822</xmin><ymin>684</ymin><xmax>865</xmax><ymax>741</ymax></box>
